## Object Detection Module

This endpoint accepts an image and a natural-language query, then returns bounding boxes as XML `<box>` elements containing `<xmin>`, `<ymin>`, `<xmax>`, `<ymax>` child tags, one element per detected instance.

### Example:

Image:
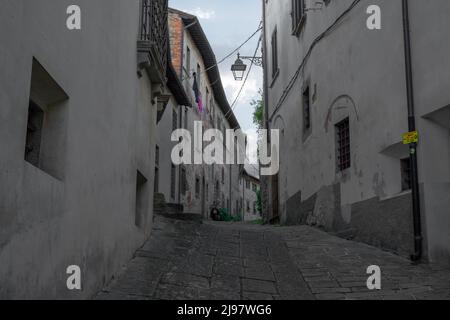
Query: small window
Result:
<box><xmin>181</xmin><ymin>167</ymin><xmax>187</xmax><ymax>196</ymax></box>
<box><xmin>246</xmin><ymin>200</ymin><xmax>250</xmax><ymax>212</ymax></box>
<box><xmin>171</xmin><ymin>164</ymin><xmax>176</xmax><ymax>199</ymax></box>
<box><xmin>172</xmin><ymin>109</ymin><xmax>178</xmax><ymax>131</ymax></box>
<box><xmin>222</xmin><ymin>167</ymin><xmax>225</xmax><ymax>184</ymax></box>
<box><xmin>336</xmin><ymin>118</ymin><xmax>351</xmax><ymax>172</ymax></box>
<box><xmin>135</xmin><ymin>171</ymin><xmax>148</xmax><ymax>228</ymax></box>
<box><xmin>401</xmin><ymin>158</ymin><xmax>412</xmax><ymax>191</ymax></box>
<box><xmin>24</xmin><ymin>58</ymin><xmax>68</xmax><ymax>180</ymax></box>
<box><xmin>271</xmin><ymin>28</ymin><xmax>279</xmax><ymax>79</ymax></box>
<box><xmin>303</xmin><ymin>85</ymin><xmax>311</xmax><ymax>134</ymax></box>
<box><xmin>195</xmin><ymin>177</ymin><xmax>200</xmax><ymax>198</ymax></box>
<box><xmin>186</xmin><ymin>46</ymin><xmax>191</xmax><ymax>76</ymax></box>
<box><xmin>25</xmin><ymin>101</ymin><xmax>44</xmax><ymax>168</ymax></box>
<box><xmin>206</xmin><ymin>88</ymin><xmax>210</xmax><ymax>114</ymax></box>
<box><xmin>292</xmin><ymin>0</ymin><xmax>306</xmax><ymax>35</ymax></box>
<box><xmin>246</xmin><ymin>180</ymin><xmax>251</xmax><ymax>190</ymax></box>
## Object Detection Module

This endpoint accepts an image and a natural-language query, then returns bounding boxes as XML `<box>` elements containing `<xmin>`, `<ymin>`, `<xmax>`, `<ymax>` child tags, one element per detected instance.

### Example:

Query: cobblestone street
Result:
<box><xmin>95</xmin><ymin>216</ymin><xmax>450</xmax><ymax>300</ymax></box>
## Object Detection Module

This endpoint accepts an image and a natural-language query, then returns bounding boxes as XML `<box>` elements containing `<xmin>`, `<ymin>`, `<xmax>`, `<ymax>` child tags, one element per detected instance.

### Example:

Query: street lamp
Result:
<box><xmin>231</xmin><ymin>53</ymin><xmax>263</xmax><ymax>81</ymax></box>
<box><xmin>231</xmin><ymin>54</ymin><xmax>247</xmax><ymax>81</ymax></box>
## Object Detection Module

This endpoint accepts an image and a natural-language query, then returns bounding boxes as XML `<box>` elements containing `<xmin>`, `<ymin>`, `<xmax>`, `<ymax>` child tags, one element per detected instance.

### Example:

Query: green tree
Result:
<box><xmin>251</xmin><ymin>89</ymin><xmax>264</xmax><ymax>130</ymax></box>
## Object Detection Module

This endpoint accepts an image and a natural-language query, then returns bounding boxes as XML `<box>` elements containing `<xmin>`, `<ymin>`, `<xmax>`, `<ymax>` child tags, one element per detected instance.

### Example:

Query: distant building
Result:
<box><xmin>156</xmin><ymin>8</ymin><xmax>243</xmax><ymax>219</ymax></box>
<box><xmin>240</xmin><ymin>167</ymin><xmax>261</xmax><ymax>221</ymax></box>
<box><xmin>262</xmin><ymin>0</ymin><xmax>450</xmax><ymax>263</ymax></box>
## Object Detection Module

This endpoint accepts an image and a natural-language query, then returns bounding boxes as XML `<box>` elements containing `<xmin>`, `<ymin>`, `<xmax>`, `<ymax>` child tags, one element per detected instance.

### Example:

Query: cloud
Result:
<box><xmin>183</xmin><ymin>7</ymin><xmax>216</xmax><ymax>20</ymax></box>
<box><xmin>221</xmin><ymin>72</ymin><xmax>259</xmax><ymax>107</ymax></box>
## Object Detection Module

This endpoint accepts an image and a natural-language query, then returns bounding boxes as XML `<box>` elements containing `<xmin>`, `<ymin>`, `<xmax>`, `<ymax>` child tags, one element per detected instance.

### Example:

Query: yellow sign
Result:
<box><xmin>403</xmin><ymin>131</ymin><xmax>419</xmax><ymax>145</ymax></box>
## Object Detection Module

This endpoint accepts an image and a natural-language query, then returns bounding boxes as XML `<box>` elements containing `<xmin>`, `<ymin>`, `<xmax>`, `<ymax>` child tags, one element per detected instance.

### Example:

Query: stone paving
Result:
<box><xmin>94</xmin><ymin>216</ymin><xmax>450</xmax><ymax>300</ymax></box>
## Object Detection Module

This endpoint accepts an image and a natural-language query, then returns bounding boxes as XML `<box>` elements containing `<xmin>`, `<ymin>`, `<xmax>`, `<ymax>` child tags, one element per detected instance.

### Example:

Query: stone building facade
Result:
<box><xmin>262</xmin><ymin>0</ymin><xmax>450</xmax><ymax>263</ymax></box>
<box><xmin>0</xmin><ymin>0</ymin><xmax>176</xmax><ymax>298</ymax></box>
<box><xmin>240</xmin><ymin>167</ymin><xmax>261</xmax><ymax>222</ymax></box>
<box><xmin>158</xmin><ymin>8</ymin><xmax>244</xmax><ymax>219</ymax></box>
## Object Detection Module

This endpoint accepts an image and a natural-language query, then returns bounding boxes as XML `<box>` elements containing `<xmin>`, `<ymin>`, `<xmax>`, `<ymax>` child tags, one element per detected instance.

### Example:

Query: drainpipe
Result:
<box><xmin>261</xmin><ymin>0</ymin><xmax>271</xmax><ymax>224</ymax></box>
<box><xmin>402</xmin><ymin>0</ymin><xmax>423</xmax><ymax>262</ymax></box>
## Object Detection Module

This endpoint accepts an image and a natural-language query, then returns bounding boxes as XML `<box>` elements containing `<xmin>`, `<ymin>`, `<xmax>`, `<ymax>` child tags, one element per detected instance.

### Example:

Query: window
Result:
<box><xmin>25</xmin><ymin>58</ymin><xmax>69</xmax><ymax>180</ymax></box>
<box><xmin>197</xmin><ymin>64</ymin><xmax>201</xmax><ymax>84</ymax></box>
<box><xmin>185</xmin><ymin>46</ymin><xmax>191</xmax><ymax>76</ymax></box>
<box><xmin>172</xmin><ymin>109</ymin><xmax>178</xmax><ymax>131</ymax></box>
<box><xmin>271</xmin><ymin>28</ymin><xmax>279</xmax><ymax>80</ymax></box>
<box><xmin>171</xmin><ymin>164</ymin><xmax>176</xmax><ymax>199</ymax></box>
<box><xmin>292</xmin><ymin>0</ymin><xmax>306</xmax><ymax>35</ymax></box>
<box><xmin>253</xmin><ymin>202</ymin><xmax>257</xmax><ymax>214</ymax></box>
<box><xmin>25</xmin><ymin>101</ymin><xmax>44</xmax><ymax>168</ymax></box>
<box><xmin>195</xmin><ymin>177</ymin><xmax>200</xmax><ymax>199</ymax></box>
<box><xmin>206</xmin><ymin>88</ymin><xmax>210</xmax><ymax>114</ymax></box>
<box><xmin>246</xmin><ymin>180</ymin><xmax>251</xmax><ymax>190</ymax></box>
<box><xmin>336</xmin><ymin>118</ymin><xmax>351</xmax><ymax>172</ymax></box>
<box><xmin>303</xmin><ymin>85</ymin><xmax>311</xmax><ymax>134</ymax></box>
<box><xmin>154</xmin><ymin>145</ymin><xmax>159</xmax><ymax>193</ymax></box>
<box><xmin>135</xmin><ymin>171</ymin><xmax>148</xmax><ymax>228</ymax></box>
<box><xmin>247</xmin><ymin>200</ymin><xmax>250</xmax><ymax>212</ymax></box>
<box><xmin>222</xmin><ymin>167</ymin><xmax>225</xmax><ymax>184</ymax></box>
<box><xmin>401</xmin><ymin>158</ymin><xmax>412</xmax><ymax>191</ymax></box>
<box><xmin>181</xmin><ymin>167</ymin><xmax>187</xmax><ymax>195</ymax></box>
<box><xmin>252</xmin><ymin>183</ymin><xmax>257</xmax><ymax>192</ymax></box>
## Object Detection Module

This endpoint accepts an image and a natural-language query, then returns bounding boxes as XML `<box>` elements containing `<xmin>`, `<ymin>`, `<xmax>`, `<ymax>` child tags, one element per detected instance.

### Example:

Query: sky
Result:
<box><xmin>168</xmin><ymin>0</ymin><xmax>263</xmax><ymax>134</ymax></box>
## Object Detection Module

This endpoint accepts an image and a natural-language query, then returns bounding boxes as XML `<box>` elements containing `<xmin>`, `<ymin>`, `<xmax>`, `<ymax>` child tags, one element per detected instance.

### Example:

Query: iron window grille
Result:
<box><xmin>336</xmin><ymin>118</ymin><xmax>351</xmax><ymax>172</ymax></box>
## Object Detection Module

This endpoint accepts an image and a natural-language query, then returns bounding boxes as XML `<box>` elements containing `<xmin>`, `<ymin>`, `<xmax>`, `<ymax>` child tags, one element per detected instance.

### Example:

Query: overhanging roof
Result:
<box><xmin>169</xmin><ymin>8</ymin><xmax>241</xmax><ymax>130</ymax></box>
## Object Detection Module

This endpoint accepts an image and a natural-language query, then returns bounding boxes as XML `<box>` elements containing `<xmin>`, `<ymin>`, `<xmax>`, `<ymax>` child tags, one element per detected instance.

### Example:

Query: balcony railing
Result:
<box><xmin>138</xmin><ymin>0</ymin><xmax>168</xmax><ymax>84</ymax></box>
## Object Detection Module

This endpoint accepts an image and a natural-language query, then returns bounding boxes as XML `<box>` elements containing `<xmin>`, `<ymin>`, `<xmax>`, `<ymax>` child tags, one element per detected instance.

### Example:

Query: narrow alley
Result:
<box><xmin>95</xmin><ymin>216</ymin><xmax>450</xmax><ymax>301</ymax></box>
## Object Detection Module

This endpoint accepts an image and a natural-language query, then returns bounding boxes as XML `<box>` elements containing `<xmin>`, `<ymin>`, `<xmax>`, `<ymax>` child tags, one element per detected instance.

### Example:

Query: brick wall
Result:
<box><xmin>168</xmin><ymin>12</ymin><xmax>183</xmax><ymax>76</ymax></box>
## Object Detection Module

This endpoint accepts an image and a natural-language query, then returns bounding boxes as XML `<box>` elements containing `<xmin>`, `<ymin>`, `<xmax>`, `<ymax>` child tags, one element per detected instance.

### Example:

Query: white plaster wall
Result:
<box><xmin>0</xmin><ymin>0</ymin><xmax>156</xmax><ymax>298</ymax></box>
<box><xmin>264</xmin><ymin>0</ymin><xmax>450</xmax><ymax>262</ymax></box>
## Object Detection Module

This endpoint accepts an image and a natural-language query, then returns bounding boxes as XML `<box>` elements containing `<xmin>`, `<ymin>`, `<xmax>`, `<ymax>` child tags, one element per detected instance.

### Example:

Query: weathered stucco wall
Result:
<box><xmin>265</xmin><ymin>0</ymin><xmax>450</xmax><ymax>262</ymax></box>
<box><xmin>0</xmin><ymin>0</ymin><xmax>157</xmax><ymax>298</ymax></box>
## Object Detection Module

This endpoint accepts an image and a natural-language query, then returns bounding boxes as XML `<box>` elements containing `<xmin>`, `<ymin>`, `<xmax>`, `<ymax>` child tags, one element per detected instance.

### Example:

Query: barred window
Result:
<box><xmin>336</xmin><ymin>118</ymin><xmax>351</xmax><ymax>172</ymax></box>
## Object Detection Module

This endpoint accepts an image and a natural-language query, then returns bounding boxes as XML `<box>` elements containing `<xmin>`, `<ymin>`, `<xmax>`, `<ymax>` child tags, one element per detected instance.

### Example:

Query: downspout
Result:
<box><xmin>261</xmin><ymin>0</ymin><xmax>271</xmax><ymax>224</ymax></box>
<box><xmin>402</xmin><ymin>0</ymin><xmax>423</xmax><ymax>262</ymax></box>
<box><xmin>229</xmin><ymin>164</ymin><xmax>232</xmax><ymax>217</ymax></box>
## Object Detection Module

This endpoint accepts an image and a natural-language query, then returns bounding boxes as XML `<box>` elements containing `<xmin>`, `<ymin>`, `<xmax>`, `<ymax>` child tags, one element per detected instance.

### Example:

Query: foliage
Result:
<box><xmin>250</xmin><ymin>89</ymin><xmax>264</xmax><ymax>130</ymax></box>
<box><xmin>219</xmin><ymin>208</ymin><xmax>242</xmax><ymax>222</ymax></box>
<box><xmin>256</xmin><ymin>188</ymin><xmax>262</xmax><ymax>214</ymax></box>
